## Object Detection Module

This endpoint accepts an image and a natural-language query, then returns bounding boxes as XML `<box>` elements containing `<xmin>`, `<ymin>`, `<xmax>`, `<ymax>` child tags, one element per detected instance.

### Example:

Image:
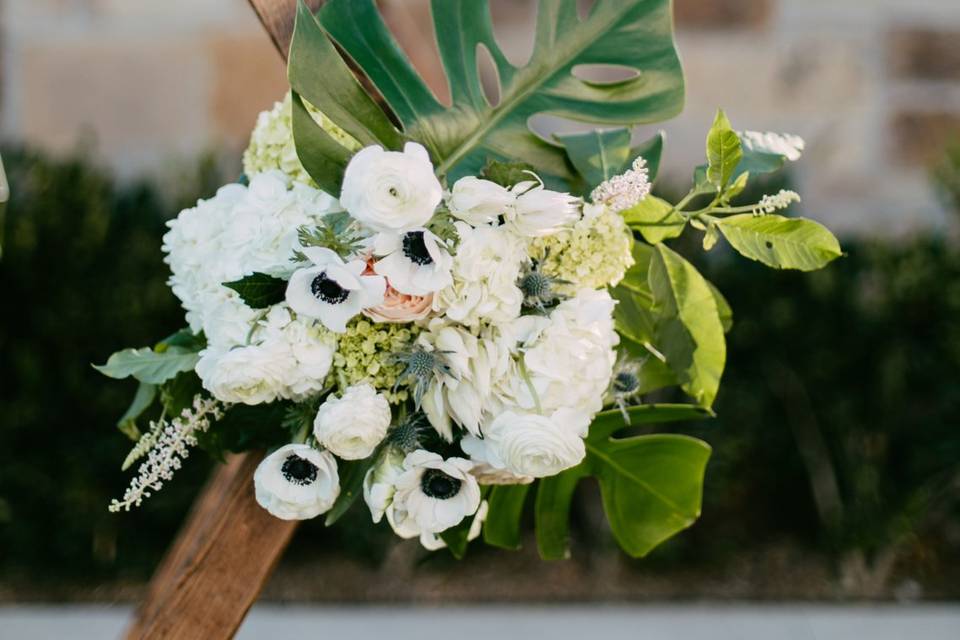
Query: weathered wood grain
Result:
<box><xmin>124</xmin><ymin>453</ymin><xmax>298</xmax><ymax>640</ymax></box>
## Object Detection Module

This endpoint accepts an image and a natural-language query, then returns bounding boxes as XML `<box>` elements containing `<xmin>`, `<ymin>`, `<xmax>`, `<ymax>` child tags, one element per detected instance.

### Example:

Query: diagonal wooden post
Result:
<box><xmin>125</xmin><ymin>2</ymin><xmax>441</xmax><ymax>638</ymax></box>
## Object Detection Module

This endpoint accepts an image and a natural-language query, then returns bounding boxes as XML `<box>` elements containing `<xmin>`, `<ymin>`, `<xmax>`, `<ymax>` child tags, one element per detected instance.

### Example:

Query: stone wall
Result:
<box><xmin>3</xmin><ymin>0</ymin><xmax>959</xmax><ymax>235</ymax></box>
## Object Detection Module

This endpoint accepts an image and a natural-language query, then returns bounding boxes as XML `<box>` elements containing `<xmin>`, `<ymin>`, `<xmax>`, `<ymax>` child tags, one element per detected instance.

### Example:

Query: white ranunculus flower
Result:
<box><xmin>436</xmin><ymin>222</ymin><xmax>526</xmax><ymax>327</ymax></box>
<box><xmin>447</xmin><ymin>176</ymin><xmax>516</xmax><ymax>226</ymax></box>
<box><xmin>254</xmin><ymin>444</ymin><xmax>340</xmax><ymax>520</ymax></box>
<box><xmin>461</xmin><ymin>408</ymin><xmax>589</xmax><ymax>478</ymax></box>
<box><xmin>739</xmin><ymin>130</ymin><xmax>805</xmax><ymax>161</ymax></box>
<box><xmin>314</xmin><ymin>383</ymin><xmax>391</xmax><ymax>460</ymax></box>
<box><xmin>381</xmin><ymin>450</ymin><xmax>481</xmax><ymax>548</ymax></box>
<box><xmin>506</xmin><ymin>180</ymin><xmax>580</xmax><ymax>237</ymax></box>
<box><xmin>195</xmin><ymin>340</ymin><xmax>294</xmax><ymax>405</ymax></box>
<box><xmin>286</xmin><ymin>247</ymin><xmax>386</xmax><ymax>333</ymax></box>
<box><xmin>372</xmin><ymin>228</ymin><xmax>453</xmax><ymax>296</ymax></box>
<box><xmin>500</xmin><ymin>288</ymin><xmax>619</xmax><ymax>416</ymax></box>
<box><xmin>340</xmin><ymin>142</ymin><xmax>443</xmax><ymax>232</ymax></box>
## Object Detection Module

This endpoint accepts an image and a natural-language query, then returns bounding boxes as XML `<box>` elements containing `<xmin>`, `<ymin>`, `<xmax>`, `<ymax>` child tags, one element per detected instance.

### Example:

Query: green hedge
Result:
<box><xmin>1</xmin><ymin>147</ymin><xmax>958</xmax><ymax>585</ymax></box>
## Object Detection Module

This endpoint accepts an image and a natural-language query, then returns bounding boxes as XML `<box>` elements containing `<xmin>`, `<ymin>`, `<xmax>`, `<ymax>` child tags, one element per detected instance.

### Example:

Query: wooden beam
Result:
<box><xmin>248</xmin><ymin>0</ymin><xmax>323</xmax><ymax>60</ymax></box>
<box><xmin>124</xmin><ymin>453</ymin><xmax>298</xmax><ymax>639</ymax></box>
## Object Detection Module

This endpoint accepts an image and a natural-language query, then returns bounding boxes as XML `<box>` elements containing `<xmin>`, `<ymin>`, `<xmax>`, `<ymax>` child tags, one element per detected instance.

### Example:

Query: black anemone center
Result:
<box><xmin>281</xmin><ymin>454</ymin><xmax>318</xmax><ymax>485</ymax></box>
<box><xmin>420</xmin><ymin>468</ymin><xmax>461</xmax><ymax>500</ymax></box>
<box><xmin>614</xmin><ymin>371</ymin><xmax>640</xmax><ymax>394</ymax></box>
<box><xmin>402</xmin><ymin>231</ymin><xmax>433</xmax><ymax>266</ymax></box>
<box><xmin>310</xmin><ymin>272</ymin><xmax>349</xmax><ymax>304</ymax></box>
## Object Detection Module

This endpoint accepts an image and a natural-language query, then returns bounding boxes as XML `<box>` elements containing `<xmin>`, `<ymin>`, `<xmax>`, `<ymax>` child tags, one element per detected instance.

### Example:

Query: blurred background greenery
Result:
<box><xmin>1</xmin><ymin>141</ymin><xmax>958</xmax><ymax>601</ymax></box>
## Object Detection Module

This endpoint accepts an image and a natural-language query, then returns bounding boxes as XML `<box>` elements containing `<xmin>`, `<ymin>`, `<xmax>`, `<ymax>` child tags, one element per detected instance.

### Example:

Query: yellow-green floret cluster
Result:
<box><xmin>530</xmin><ymin>207</ymin><xmax>635</xmax><ymax>293</ymax></box>
<box><xmin>242</xmin><ymin>92</ymin><xmax>361</xmax><ymax>186</ymax></box>
<box><xmin>330</xmin><ymin>318</ymin><xmax>421</xmax><ymax>404</ymax></box>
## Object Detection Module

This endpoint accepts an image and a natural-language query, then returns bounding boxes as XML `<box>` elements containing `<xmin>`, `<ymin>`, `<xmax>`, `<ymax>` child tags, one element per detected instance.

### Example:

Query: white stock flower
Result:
<box><xmin>447</xmin><ymin>176</ymin><xmax>515</xmax><ymax>226</ymax></box>
<box><xmin>591</xmin><ymin>156</ymin><xmax>651</xmax><ymax>213</ymax></box>
<box><xmin>754</xmin><ymin>189</ymin><xmax>801</xmax><ymax>214</ymax></box>
<box><xmin>436</xmin><ymin>222</ymin><xmax>526</xmax><ymax>327</ymax></box>
<box><xmin>461</xmin><ymin>408</ymin><xmax>590</xmax><ymax>478</ymax></box>
<box><xmin>382</xmin><ymin>450</ymin><xmax>481</xmax><ymax>547</ymax></box>
<box><xmin>340</xmin><ymin>142</ymin><xmax>443</xmax><ymax>232</ymax></box>
<box><xmin>372</xmin><ymin>228</ymin><xmax>453</xmax><ymax>295</ymax></box>
<box><xmin>501</xmin><ymin>289</ymin><xmax>619</xmax><ymax>416</ymax></box>
<box><xmin>254</xmin><ymin>444</ymin><xmax>340</xmax><ymax>520</ymax></box>
<box><xmin>286</xmin><ymin>247</ymin><xmax>386</xmax><ymax>333</ymax></box>
<box><xmin>740</xmin><ymin>130</ymin><xmax>805</xmax><ymax>161</ymax></box>
<box><xmin>507</xmin><ymin>181</ymin><xmax>580</xmax><ymax>237</ymax></box>
<box><xmin>314</xmin><ymin>384</ymin><xmax>391</xmax><ymax>460</ymax></box>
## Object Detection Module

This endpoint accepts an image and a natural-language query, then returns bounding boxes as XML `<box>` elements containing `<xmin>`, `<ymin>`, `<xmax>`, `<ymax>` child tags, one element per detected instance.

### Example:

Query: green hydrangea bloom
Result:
<box><xmin>242</xmin><ymin>92</ymin><xmax>361</xmax><ymax>186</ymax></box>
<box><xmin>331</xmin><ymin>318</ymin><xmax>421</xmax><ymax>404</ymax></box>
<box><xmin>531</xmin><ymin>206</ymin><xmax>635</xmax><ymax>293</ymax></box>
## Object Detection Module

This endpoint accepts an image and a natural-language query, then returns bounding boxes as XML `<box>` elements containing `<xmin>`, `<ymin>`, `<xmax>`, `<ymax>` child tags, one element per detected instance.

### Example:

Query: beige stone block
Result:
<box><xmin>207</xmin><ymin>31</ymin><xmax>289</xmax><ymax>147</ymax></box>
<box><xmin>18</xmin><ymin>37</ymin><xmax>211</xmax><ymax>171</ymax></box>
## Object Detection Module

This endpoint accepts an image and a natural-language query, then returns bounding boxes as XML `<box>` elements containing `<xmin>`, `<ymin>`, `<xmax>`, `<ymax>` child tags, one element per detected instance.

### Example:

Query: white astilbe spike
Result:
<box><xmin>590</xmin><ymin>156</ymin><xmax>651</xmax><ymax>213</ymax></box>
<box><xmin>109</xmin><ymin>395</ymin><xmax>225</xmax><ymax>512</ymax></box>
<box><xmin>753</xmin><ymin>189</ymin><xmax>801</xmax><ymax>215</ymax></box>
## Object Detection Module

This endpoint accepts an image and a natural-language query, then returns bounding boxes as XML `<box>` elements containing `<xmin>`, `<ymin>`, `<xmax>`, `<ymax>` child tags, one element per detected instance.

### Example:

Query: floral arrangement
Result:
<box><xmin>96</xmin><ymin>0</ymin><xmax>841</xmax><ymax>558</ymax></box>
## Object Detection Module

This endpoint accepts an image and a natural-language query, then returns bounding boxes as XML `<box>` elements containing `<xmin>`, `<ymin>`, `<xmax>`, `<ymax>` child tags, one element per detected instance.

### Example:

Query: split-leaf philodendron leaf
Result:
<box><xmin>289</xmin><ymin>0</ymin><xmax>684</xmax><ymax>188</ymax></box>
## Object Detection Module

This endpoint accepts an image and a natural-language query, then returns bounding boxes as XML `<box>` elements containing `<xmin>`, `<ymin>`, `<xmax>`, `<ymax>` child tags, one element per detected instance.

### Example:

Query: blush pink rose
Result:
<box><xmin>361</xmin><ymin>256</ymin><xmax>434</xmax><ymax>323</ymax></box>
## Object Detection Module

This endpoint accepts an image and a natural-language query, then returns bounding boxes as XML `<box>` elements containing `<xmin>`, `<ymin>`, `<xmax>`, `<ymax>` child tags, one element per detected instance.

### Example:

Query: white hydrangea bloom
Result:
<box><xmin>436</xmin><ymin>221</ymin><xmax>526</xmax><ymax>327</ymax></box>
<box><xmin>497</xmin><ymin>288</ymin><xmax>619</xmax><ymax>417</ymax></box>
<box><xmin>163</xmin><ymin>171</ymin><xmax>337</xmax><ymax>349</ymax></box>
<box><xmin>254</xmin><ymin>444</ymin><xmax>340</xmax><ymax>520</ymax></box>
<box><xmin>740</xmin><ymin>130</ymin><xmax>805</xmax><ymax>161</ymax></box>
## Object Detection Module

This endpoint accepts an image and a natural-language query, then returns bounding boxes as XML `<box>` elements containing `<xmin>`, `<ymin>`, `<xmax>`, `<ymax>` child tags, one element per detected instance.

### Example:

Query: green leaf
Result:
<box><xmin>325</xmin><ymin>455</ymin><xmax>377</xmax><ymax>526</ymax></box>
<box><xmin>479</xmin><ymin>159</ymin><xmax>537</xmax><ymax>188</ymax></box>
<box><xmin>289</xmin><ymin>0</ymin><xmax>404</xmax><ymax>150</ymax></box>
<box><xmin>116</xmin><ymin>382</ymin><xmax>157</xmax><ymax>441</ymax></box>
<box><xmin>159</xmin><ymin>371</ymin><xmax>203</xmax><ymax>416</ymax></box>
<box><xmin>223</xmin><ymin>272</ymin><xmax>287</xmax><ymax>309</ymax></box>
<box><xmin>707</xmin><ymin>281</ymin><xmax>734</xmax><ymax>333</ymax></box>
<box><xmin>156</xmin><ymin>328</ymin><xmax>205</xmax><ymax>352</ymax></box>
<box><xmin>557</xmin><ymin>128</ymin><xmax>632</xmax><ymax>193</ymax></box>
<box><xmin>535</xmin><ymin>465</ymin><xmax>588</xmax><ymax>560</ymax></box>
<box><xmin>648</xmin><ymin>244</ymin><xmax>726</xmax><ymax>407</ymax></box>
<box><xmin>588</xmin><ymin>404</ymin><xmax>715</xmax><ymax>442</ymax></box>
<box><xmin>735</xmin><ymin>148</ymin><xmax>788</xmax><ymax>178</ymax></box>
<box><xmin>621</xmin><ymin>195</ymin><xmax>685</xmax><ymax>244</ymax></box>
<box><xmin>197</xmin><ymin>403</ymin><xmax>291</xmax><ymax>460</ymax></box>
<box><xmin>611</xmin><ymin>285</ymin><xmax>656</xmax><ymax>347</ymax></box>
<box><xmin>587</xmin><ymin>434</ymin><xmax>711</xmax><ymax>558</ymax></box>
<box><xmin>290</xmin><ymin>91</ymin><xmax>354</xmax><ymax>196</ymax></box>
<box><xmin>717</xmin><ymin>214</ymin><xmax>843</xmax><ymax>271</ymax></box>
<box><xmin>317</xmin><ymin>0</ymin><xmax>684</xmax><ymax>184</ymax></box>
<box><xmin>630</xmin><ymin>131</ymin><xmax>665</xmax><ymax>183</ymax></box>
<box><xmin>706</xmin><ymin>110</ymin><xmax>742</xmax><ymax>189</ymax></box>
<box><xmin>94</xmin><ymin>347</ymin><xmax>200</xmax><ymax>385</ymax></box>
<box><xmin>723</xmin><ymin>171</ymin><xmax>749</xmax><ymax>202</ymax></box>
<box><xmin>483</xmin><ymin>484</ymin><xmax>531</xmax><ymax>550</ymax></box>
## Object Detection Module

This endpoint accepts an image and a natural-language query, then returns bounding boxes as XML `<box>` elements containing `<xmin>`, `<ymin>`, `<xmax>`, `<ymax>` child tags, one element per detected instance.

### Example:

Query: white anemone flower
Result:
<box><xmin>372</xmin><ymin>228</ymin><xmax>453</xmax><ymax>296</ymax></box>
<box><xmin>253</xmin><ymin>444</ymin><xmax>340</xmax><ymax>520</ymax></box>
<box><xmin>340</xmin><ymin>142</ymin><xmax>443</xmax><ymax>232</ymax></box>
<box><xmin>286</xmin><ymin>247</ymin><xmax>385</xmax><ymax>333</ymax></box>
<box><xmin>420</xmin><ymin>501</ymin><xmax>489</xmax><ymax>551</ymax></box>
<box><xmin>383</xmin><ymin>450</ymin><xmax>481</xmax><ymax>546</ymax></box>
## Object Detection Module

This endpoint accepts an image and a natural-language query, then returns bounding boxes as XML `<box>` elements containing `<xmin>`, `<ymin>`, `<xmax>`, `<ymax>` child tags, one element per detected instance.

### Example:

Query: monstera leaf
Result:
<box><xmin>289</xmin><ymin>0</ymin><xmax>684</xmax><ymax>189</ymax></box>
